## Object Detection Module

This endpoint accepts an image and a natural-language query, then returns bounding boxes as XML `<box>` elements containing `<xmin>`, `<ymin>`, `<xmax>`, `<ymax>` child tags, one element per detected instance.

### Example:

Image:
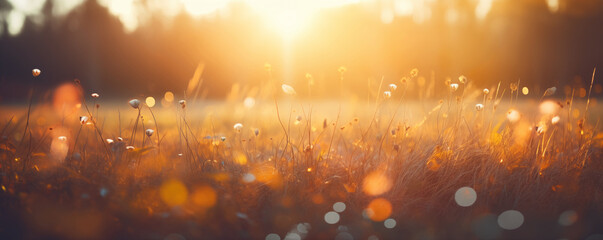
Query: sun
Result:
<box><xmin>245</xmin><ymin>1</ymin><xmax>316</xmax><ymax>40</ymax></box>
<box><xmin>244</xmin><ymin>0</ymin><xmax>357</xmax><ymax>40</ymax></box>
<box><xmin>266</xmin><ymin>10</ymin><xmax>311</xmax><ymax>40</ymax></box>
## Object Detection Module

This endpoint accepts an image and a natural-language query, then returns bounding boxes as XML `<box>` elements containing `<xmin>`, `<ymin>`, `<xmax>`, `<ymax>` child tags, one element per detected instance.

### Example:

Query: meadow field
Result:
<box><xmin>0</xmin><ymin>68</ymin><xmax>602</xmax><ymax>240</ymax></box>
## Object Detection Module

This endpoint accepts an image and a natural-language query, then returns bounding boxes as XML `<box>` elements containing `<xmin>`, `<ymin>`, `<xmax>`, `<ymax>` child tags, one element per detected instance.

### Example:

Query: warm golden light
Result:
<box><xmin>362</xmin><ymin>171</ymin><xmax>393</xmax><ymax>196</ymax></box>
<box><xmin>366</xmin><ymin>198</ymin><xmax>393</xmax><ymax>222</ymax></box>
<box><xmin>160</xmin><ymin>179</ymin><xmax>189</xmax><ymax>207</ymax></box>
<box><xmin>192</xmin><ymin>185</ymin><xmax>217</xmax><ymax>208</ymax></box>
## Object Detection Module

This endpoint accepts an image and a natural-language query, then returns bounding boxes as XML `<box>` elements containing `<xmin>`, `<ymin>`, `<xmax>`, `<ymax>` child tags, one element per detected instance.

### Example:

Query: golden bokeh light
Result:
<box><xmin>53</xmin><ymin>82</ymin><xmax>83</xmax><ymax>114</ymax></box>
<box><xmin>366</xmin><ymin>198</ymin><xmax>393</xmax><ymax>222</ymax></box>
<box><xmin>145</xmin><ymin>96</ymin><xmax>156</xmax><ymax>108</ymax></box>
<box><xmin>192</xmin><ymin>185</ymin><xmax>217</xmax><ymax>208</ymax></box>
<box><xmin>252</xmin><ymin>165</ymin><xmax>283</xmax><ymax>190</ymax></box>
<box><xmin>362</xmin><ymin>170</ymin><xmax>392</xmax><ymax>196</ymax></box>
<box><xmin>234</xmin><ymin>152</ymin><xmax>248</xmax><ymax>165</ymax></box>
<box><xmin>164</xmin><ymin>91</ymin><xmax>175</xmax><ymax>102</ymax></box>
<box><xmin>160</xmin><ymin>179</ymin><xmax>189</xmax><ymax>207</ymax></box>
<box><xmin>539</xmin><ymin>101</ymin><xmax>560</xmax><ymax>115</ymax></box>
<box><xmin>522</xmin><ymin>87</ymin><xmax>529</xmax><ymax>95</ymax></box>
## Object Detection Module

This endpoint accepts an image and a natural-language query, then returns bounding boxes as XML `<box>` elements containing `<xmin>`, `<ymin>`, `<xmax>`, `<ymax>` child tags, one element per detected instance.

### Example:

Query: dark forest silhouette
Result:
<box><xmin>0</xmin><ymin>0</ymin><xmax>602</xmax><ymax>101</ymax></box>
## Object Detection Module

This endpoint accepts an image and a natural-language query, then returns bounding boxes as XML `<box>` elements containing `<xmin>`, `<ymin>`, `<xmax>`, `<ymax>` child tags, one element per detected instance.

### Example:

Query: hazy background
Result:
<box><xmin>0</xmin><ymin>0</ymin><xmax>602</xmax><ymax>101</ymax></box>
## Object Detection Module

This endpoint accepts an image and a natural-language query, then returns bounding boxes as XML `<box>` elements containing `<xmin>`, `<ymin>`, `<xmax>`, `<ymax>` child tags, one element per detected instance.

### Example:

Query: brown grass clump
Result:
<box><xmin>0</xmin><ymin>68</ymin><xmax>602</xmax><ymax>240</ymax></box>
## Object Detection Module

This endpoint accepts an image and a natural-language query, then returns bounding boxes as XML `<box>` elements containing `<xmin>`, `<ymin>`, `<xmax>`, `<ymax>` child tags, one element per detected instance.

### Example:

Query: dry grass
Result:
<box><xmin>1</xmin><ymin>69</ymin><xmax>603</xmax><ymax>240</ymax></box>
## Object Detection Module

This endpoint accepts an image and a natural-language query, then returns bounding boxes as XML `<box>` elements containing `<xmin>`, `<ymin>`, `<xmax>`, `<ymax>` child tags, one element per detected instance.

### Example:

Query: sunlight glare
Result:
<box><xmin>546</xmin><ymin>0</ymin><xmax>560</xmax><ymax>13</ymax></box>
<box><xmin>7</xmin><ymin>11</ymin><xmax>26</xmax><ymax>36</ymax></box>
<box><xmin>475</xmin><ymin>0</ymin><xmax>494</xmax><ymax>20</ymax></box>
<box><xmin>246</xmin><ymin>0</ymin><xmax>359</xmax><ymax>40</ymax></box>
<box><xmin>181</xmin><ymin>0</ymin><xmax>228</xmax><ymax>16</ymax></box>
<box><xmin>98</xmin><ymin>0</ymin><xmax>139</xmax><ymax>32</ymax></box>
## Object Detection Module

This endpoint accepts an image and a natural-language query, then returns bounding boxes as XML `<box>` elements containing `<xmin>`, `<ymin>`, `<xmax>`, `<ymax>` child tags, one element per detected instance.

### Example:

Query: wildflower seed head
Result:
<box><xmin>537</xmin><ymin>121</ymin><xmax>547</xmax><ymax>135</ymax></box>
<box><xmin>282</xmin><ymin>84</ymin><xmax>297</xmax><ymax>95</ymax></box>
<box><xmin>383</xmin><ymin>91</ymin><xmax>392</xmax><ymax>99</ymax></box>
<box><xmin>145</xmin><ymin>129</ymin><xmax>154</xmax><ymax>137</ymax></box>
<box><xmin>79</xmin><ymin>116</ymin><xmax>89</xmax><ymax>124</ymax></box>
<box><xmin>32</xmin><ymin>68</ymin><xmax>41</xmax><ymax>77</ymax></box>
<box><xmin>410</xmin><ymin>68</ymin><xmax>419</xmax><ymax>78</ymax></box>
<box><xmin>450</xmin><ymin>83</ymin><xmax>459</xmax><ymax>92</ymax></box>
<box><xmin>475</xmin><ymin>104</ymin><xmax>484</xmax><ymax>111</ymax></box>
<box><xmin>400</xmin><ymin>77</ymin><xmax>408</xmax><ymax>84</ymax></box>
<box><xmin>458</xmin><ymin>75</ymin><xmax>467</xmax><ymax>84</ymax></box>
<box><xmin>254</xmin><ymin>128</ymin><xmax>260</xmax><ymax>136</ymax></box>
<box><xmin>126</xmin><ymin>146</ymin><xmax>135</xmax><ymax>151</ymax></box>
<box><xmin>306</xmin><ymin>73</ymin><xmax>315</xmax><ymax>85</ymax></box>
<box><xmin>221</xmin><ymin>136</ymin><xmax>226</xmax><ymax>141</ymax></box>
<box><xmin>91</xmin><ymin>93</ymin><xmax>100</xmax><ymax>98</ymax></box>
<box><xmin>545</xmin><ymin>87</ymin><xmax>557</xmax><ymax>96</ymax></box>
<box><xmin>128</xmin><ymin>99</ymin><xmax>140</xmax><ymax>109</ymax></box>
<box><xmin>483</xmin><ymin>88</ymin><xmax>490</xmax><ymax>94</ymax></box>
<box><xmin>58</xmin><ymin>136</ymin><xmax>67</xmax><ymax>141</ymax></box>
<box><xmin>506</xmin><ymin>109</ymin><xmax>521</xmax><ymax>123</ymax></box>
<box><xmin>179</xmin><ymin>100</ymin><xmax>186</xmax><ymax>108</ymax></box>
<box><xmin>510</xmin><ymin>83</ymin><xmax>518</xmax><ymax>91</ymax></box>
<box><xmin>234</xmin><ymin>123</ymin><xmax>243</xmax><ymax>132</ymax></box>
<box><xmin>389</xmin><ymin>84</ymin><xmax>397</xmax><ymax>91</ymax></box>
<box><xmin>444</xmin><ymin>77</ymin><xmax>452</xmax><ymax>86</ymax></box>
<box><xmin>551</xmin><ymin>116</ymin><xmax>560</xmax><ymax>125</ymax></box>
<box><xmin>304</xmin><ymin>145</ymin><xmax>313</xmax><ymax>152</ymax></box>
<box><xmin>296</xmin><ymin>115</ymin><xmax>302</xmax><ymax>122</ymax></box>
<box><xmin>117</xmin><ymin>137</ymin><xmax>123</xmax><ymax>142</ymax></box>
<box><xmin>106</xmin><ymin>139</ymin><xmax>114</xmax><ymax>144</ymax></box>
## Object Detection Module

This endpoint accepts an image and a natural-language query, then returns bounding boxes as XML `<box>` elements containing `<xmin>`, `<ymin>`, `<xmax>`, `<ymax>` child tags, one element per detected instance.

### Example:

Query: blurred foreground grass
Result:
<box><xmin>1</xmin><ymin>73</ymin><xmax>603</xmax><ymax>240</ymax></box>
